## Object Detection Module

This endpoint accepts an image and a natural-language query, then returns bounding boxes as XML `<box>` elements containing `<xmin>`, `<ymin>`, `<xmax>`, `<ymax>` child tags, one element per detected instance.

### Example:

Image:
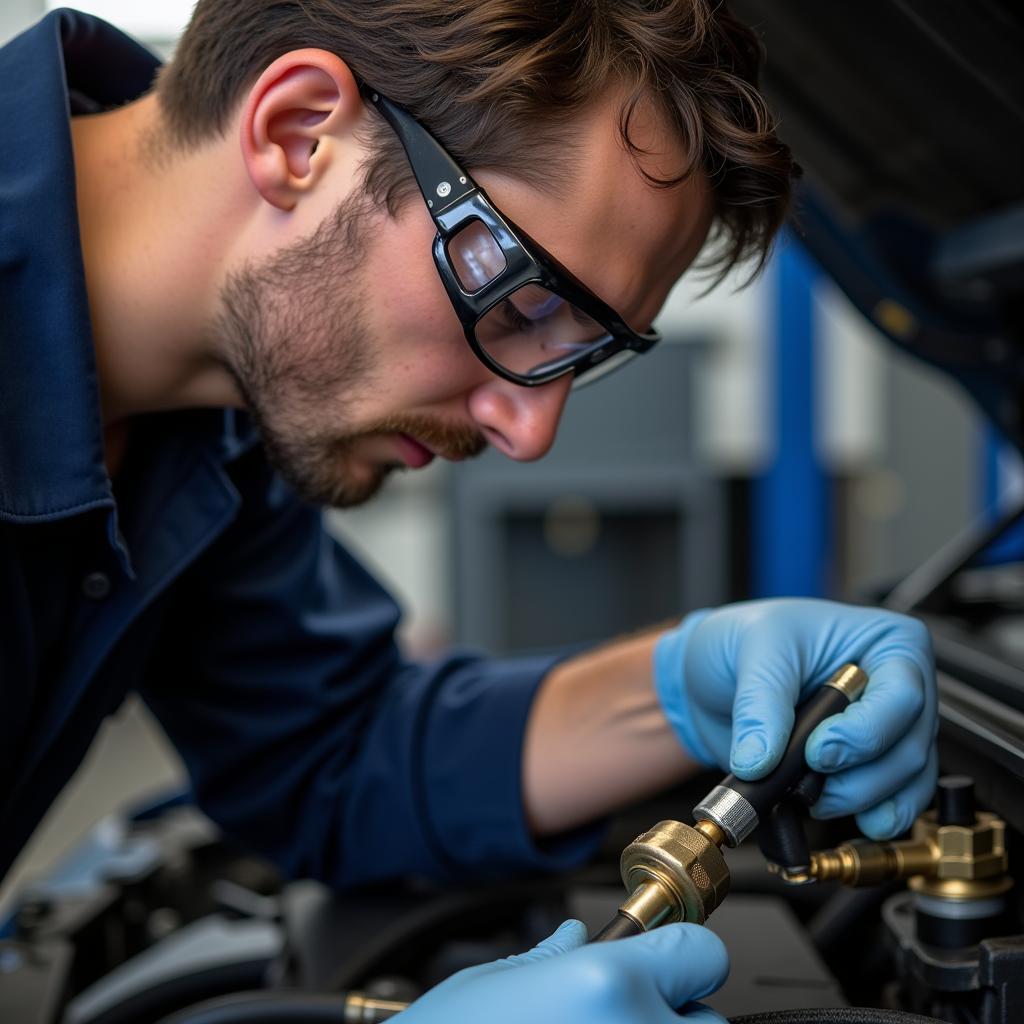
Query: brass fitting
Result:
<box><xmin>344</xmin><ymin>993</ymin><xmax>410</xmax><ymax>1022</ymax></box>
<box><xmin>908</xmin><ymin>810</ymin><xmax>1013</xmax><ymax>900</ymax></box>
<box><xmin>618</xmin><ymin>820</ymin><xmax>730</xmax><ymax>928</ymax></box>
<box><xmin>694</xmin><ymin>818</ymin><xmax>727</xmax><ymax>847</ymax></box>
<box><xmin>824</xmin><ymin>664</ymin><xmax>870</xmax><ymax>701</ymax></box>
<box><xmin>809</xmin><ymin>837</ymin><xmax>936</xmax><ymax>886</ymax></box>
<box><xmin>807</xmin><ymin>809</ymin><xmax>1011</xmax><ymax>898</ymax></box>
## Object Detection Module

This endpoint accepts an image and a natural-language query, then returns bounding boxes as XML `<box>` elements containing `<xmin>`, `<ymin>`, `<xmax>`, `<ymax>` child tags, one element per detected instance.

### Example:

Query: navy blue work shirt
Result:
<box><xmin>0</xmin><ymin>10</ymin><xmax>598</xmax><ymax>886</ymax></box>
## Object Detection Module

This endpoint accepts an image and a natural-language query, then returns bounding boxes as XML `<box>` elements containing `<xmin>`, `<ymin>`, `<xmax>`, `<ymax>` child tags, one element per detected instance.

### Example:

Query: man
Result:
<box><xmin>0</xmin><ymin>3</ymin><xmax>937</xmax><ymax>1020</ymax></box>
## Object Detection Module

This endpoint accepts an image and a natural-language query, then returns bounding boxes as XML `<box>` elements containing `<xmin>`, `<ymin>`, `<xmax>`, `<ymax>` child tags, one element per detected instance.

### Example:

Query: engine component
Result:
<box><xmin>805</xmin><ymin>776</ymin><xmax>1014</xmax><ymax>949</ymax></box>
<box><xmin>809</xmin><ymin>777</ymin><xmax>1008</xmax><ymax>888</ymax></box>
<box><xmin>883</xmin><ymin>895</ymin><xmax>1024</xmax><ymax>1021</ymax></box>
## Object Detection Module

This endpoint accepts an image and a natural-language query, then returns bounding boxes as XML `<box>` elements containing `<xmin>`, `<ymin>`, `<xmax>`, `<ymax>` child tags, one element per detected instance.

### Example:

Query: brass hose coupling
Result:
<box><xmin>616</xmin><ymin>819</ymin><xmax>730</xmax><ymax>930</ymax></box>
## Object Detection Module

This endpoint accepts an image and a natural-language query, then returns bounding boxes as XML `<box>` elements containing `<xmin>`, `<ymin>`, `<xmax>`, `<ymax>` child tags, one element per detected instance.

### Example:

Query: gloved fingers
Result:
<box><xmin>504</xmin><ymin>919</ymin><xmax>588</xmax><ymax>966</ymax></box>
<box><xmin>728</xmin><ymin>644</ymin><xmax>802</xmax><ymax>779</ymax></box>
<box><xmin>591</xmin><ymin>922</ymin><xmax>729</xmax><ymax>1010</ymax></box>
<box><xmin>811</xmin><ymin>713</ymin><xmax>935</xmax><ymax>822</ymax></box>
<box><xmin>855</xmin><ymin>746</ymin><xmax>939</xmax><ymax>839</ymax></box>
<box><xmin>805</xmin><ymin>656</ymin><xmax>927</xmax><ymax>773</ymax></box>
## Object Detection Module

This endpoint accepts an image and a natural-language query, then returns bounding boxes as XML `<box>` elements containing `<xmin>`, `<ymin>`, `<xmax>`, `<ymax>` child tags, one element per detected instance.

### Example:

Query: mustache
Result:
<box><xmin>371</xmin><ymin>414</ymin><xmax>487</xmax><ymax>461</ymax></box>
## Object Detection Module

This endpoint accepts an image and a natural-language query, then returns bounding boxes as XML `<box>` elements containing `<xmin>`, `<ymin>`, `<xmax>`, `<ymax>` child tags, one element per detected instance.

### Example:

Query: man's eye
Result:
<box><xmin>500</xmin><ymin>299</ymin><xmax>534</xmax><ymax>333</ymax></box>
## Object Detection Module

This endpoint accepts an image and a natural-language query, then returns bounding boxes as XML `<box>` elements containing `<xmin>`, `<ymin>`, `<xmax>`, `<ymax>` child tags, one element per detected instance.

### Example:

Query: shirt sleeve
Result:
<box><xmin>140</xmin><ymin>453</ymin><xmax>603</xmax><ymax>887</ymax></box>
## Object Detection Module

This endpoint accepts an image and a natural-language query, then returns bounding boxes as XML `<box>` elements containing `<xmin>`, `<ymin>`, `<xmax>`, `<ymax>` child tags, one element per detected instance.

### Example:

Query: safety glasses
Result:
<box><xmin>364</xmin><ymin>88</ymin><xmax>661</xmax><ymax>387</ymax></box>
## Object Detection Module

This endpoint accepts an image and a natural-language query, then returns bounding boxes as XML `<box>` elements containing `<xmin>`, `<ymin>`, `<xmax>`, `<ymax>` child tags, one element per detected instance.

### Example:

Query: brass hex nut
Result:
<box><xmin>620</xmin><ymin>820</ymin><xmax>730</xmax><ymax>925</ymax></box>
<box><xmin>913</xmin><ymin>811</ymin><xmax>1007</xmax><ymax>881</ymax></box>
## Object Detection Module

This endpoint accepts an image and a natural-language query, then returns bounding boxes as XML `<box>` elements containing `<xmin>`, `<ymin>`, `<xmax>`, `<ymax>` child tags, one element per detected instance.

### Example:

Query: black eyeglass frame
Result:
<box><xmin>364</xmin><ymin>88</ymin><xmax>661</xmax><ymax>387</ymax></box>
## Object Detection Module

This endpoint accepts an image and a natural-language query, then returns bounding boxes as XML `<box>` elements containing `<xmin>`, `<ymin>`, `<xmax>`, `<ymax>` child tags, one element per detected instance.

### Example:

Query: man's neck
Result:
<box><xmin>71</xmin><ymin>92</ymin><xmax>247</xmax><ymax>428</ymax></box>
<box><xmin>103</xmin><ymin>421</ymin><xmax>130</xmax><ymax>480</ymax></box>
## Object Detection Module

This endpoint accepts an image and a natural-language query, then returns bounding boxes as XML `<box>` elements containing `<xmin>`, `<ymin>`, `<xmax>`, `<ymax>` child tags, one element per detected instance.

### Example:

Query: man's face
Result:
<box><xmin>216</xmin><ymin>92</ymin><xmax>714</xmax><ymax>508</ymax></box>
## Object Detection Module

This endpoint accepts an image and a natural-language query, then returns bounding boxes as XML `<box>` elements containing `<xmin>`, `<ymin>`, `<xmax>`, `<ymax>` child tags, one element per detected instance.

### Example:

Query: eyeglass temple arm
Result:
<box><xmin>362</xmin><ymin>88</ymin><xmax>477</xmax><ymax>216</ymax></box>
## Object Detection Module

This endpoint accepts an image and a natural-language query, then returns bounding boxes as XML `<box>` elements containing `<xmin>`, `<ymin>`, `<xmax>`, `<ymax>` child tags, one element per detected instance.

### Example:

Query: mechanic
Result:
<box><xmin>0</xmin><ymin>3</ymin><xmax>938</xmax><ymax>1021</ymax></box>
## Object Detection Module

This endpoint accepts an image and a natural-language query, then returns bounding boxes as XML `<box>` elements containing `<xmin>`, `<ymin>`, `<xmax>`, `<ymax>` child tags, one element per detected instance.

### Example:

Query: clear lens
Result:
<box><xmin>449</xmin><ymin>221</ymin><xmax>507</xmax><ymax>291</ymax></box>
<box><xmin>473</xmin><ymin>282</ymin><xmax>614</xmax><ymax>379</ymax></box>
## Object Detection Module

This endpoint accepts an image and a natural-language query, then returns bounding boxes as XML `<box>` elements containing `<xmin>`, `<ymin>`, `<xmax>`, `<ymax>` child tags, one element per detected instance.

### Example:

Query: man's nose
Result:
<box><xmin>467</xmin><ymin>374</ymin><xmax>572</xmax><ymax>462</ymax></box>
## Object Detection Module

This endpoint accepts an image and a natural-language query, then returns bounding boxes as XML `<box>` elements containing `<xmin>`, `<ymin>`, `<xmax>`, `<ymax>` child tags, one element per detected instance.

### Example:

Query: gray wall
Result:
<box><xmin>842</xmin><ymin>349</ymin><xmax>978</xmax><ymax>599</ymax></box>
<box><xmin>0</xmin><ymin>0</ymin><xmax>44</xmax><ymax>45</ymax></box>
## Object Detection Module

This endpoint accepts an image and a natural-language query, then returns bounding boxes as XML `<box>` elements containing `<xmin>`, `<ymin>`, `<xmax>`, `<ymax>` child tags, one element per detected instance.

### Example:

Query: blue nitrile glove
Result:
<box><xmin>395</xmin><ymin>919</ymin><xmax>729</xmax><ymax>1024</ymax></box>
<box><xmin>653</xmin><ymin>598</ymin><xmax>938</xmax><ymax>839</ymax></box>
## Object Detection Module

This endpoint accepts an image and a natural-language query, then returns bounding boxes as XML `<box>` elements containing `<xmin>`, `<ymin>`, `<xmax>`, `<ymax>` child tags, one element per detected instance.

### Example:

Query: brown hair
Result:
<box><xmin>157</xmin><ymin>0</ymin><xmax>797</xmax><ymax>284</ymax></box>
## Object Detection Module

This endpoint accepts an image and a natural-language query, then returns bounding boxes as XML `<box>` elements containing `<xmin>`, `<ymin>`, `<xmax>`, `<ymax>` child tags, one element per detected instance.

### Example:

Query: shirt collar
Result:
<box><xmin>0</xmin><ymin>11</ymin><xmax>260</xmax><ymax>535</ymax></box>
<box><xmin>0</xmin><ymin>10</ymin><xmax>158</xmax><ymax>524</ymax></box>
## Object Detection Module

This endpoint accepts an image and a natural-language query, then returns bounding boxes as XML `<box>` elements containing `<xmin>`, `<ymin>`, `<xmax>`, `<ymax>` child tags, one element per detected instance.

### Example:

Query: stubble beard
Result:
<box><xmin>213</xmin><ymin>198</ymin><xmax>485</xmax><ymax>508</ymax></box>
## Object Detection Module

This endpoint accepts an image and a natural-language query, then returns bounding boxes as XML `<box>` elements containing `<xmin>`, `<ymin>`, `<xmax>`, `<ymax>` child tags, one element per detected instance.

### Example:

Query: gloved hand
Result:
<box><xmin>395</xmin><ymin>918</ymin><xmax>728</xmax><ymax>1024</ymax></box>
<box><xmin>653</xmin><ymin>598</ymin><xmax>937</xmax><ymax>839</ymax></box>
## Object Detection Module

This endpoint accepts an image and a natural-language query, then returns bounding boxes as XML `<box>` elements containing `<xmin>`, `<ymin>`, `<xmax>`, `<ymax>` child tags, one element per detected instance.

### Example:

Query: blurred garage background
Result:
<box><xmin>1</xmin><ymin>0</ymin><xmax>1019</xmax><ymax>914</ymax></box>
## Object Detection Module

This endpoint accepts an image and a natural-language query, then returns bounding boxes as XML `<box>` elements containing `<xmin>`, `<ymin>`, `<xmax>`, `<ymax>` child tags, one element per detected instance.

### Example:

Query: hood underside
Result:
<box><xmin>730</xmin><ymin>0</ymin><xmax>1024</xmax><ymax>449</ymax></box>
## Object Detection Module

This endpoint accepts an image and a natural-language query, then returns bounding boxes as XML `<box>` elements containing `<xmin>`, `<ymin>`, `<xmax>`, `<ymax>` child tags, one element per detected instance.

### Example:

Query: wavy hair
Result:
<box><xmin>157</xmin><ymin>0</ymin><xmax>798</xmax><ymax>283</ymax></box>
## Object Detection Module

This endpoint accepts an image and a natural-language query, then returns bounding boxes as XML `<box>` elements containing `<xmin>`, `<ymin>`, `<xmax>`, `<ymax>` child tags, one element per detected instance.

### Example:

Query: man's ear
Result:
<box><xmin>239</xmin><ymin>49</ymin><xmax>363</xmax><ymax>211</ymax></box>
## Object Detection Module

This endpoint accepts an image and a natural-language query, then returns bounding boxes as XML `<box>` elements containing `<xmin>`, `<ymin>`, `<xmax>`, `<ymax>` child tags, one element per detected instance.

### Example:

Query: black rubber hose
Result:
<box><xmin>84</xmin><ymin>959</ymin><xmax>271</xmax><ymax>1024</ymax></box>
<box><xmin>589</xmin><ymin>911</ymin><xmax>642</xmax><ymax>942</ymax></box>
<box><xmin>727</xmin><ymin>1010</ymin><xmax>946</xmax><ymax>1024</ymax></box>
<box><xmin>757</xmin><ymin>797</ymin><xmax>812</xmax><ymax>871</ymax></box>
<box><xmin>156</xmin><ymin>992</ymin><xmax>349</xmax><ymax>1024</ymax></box>
<box><xmin>715</xmin><ymin>685</ymin><xmax>850</xmax><ymax>821</ymax></box>
<box><xmin>159</xmin><ymin>993</ymin><xmax>947</xmax><ymax>1024</ymax></box>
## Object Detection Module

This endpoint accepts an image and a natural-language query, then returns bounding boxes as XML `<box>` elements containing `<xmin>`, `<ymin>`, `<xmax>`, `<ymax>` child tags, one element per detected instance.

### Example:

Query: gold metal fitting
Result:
<box><xmin>344</xmin><ymin>993</ymin><xmax>410</xmax><ymax>1022</ymax></box>
<box><xmin>768</xmin><ymin>864</ymin><xmax>817</xmax><ymax>886</ymax></box>
<box><xmin>809</xmin><ymin>838</ymin><xmax>935</xmax><ymax>887</ymax></box>
<box><xmin>619</xmin><ymin>820</ymin><xmax>730</xmax><ymax>928</ymax></box>
<box><xmin>908</xmin><ymin>810</ymin><xmax>1013</xmax><ymax>900</ymax></box>
<box><xmin>807</xmin><ymin>809</ymin><xmax>1011</xmax><ymax>898</ymax></box>
<box><xmin>824</xmin><ymin>664</ymin><xmax>869</xmax><ymax>702</ymax></box>
<box><xmin>694</xmin><ymin>818</ymin><xmax>727</xmax><ymax>847</ymax></box>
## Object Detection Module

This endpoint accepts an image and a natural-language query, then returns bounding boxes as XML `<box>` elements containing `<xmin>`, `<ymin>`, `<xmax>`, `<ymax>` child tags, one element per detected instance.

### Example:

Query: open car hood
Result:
<box><xmin>731</xmin><ymin>0</ymin><xmax>1024</xmax><ymax>451</ymax></box>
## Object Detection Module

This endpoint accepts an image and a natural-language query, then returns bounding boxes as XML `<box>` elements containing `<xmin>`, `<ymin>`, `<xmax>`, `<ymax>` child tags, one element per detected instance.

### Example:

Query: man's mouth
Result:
<box><xmin>395</xmin><ymin>433</ymin><xmax>436</xmax><ymax>469</ymax></box>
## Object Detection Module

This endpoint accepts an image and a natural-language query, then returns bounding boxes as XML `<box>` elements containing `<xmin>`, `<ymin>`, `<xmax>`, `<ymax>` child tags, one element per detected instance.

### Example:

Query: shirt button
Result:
<box><xmin>82</xmin><ymin>571</ymin><xmax>112</xmax><ymax>600</ymax></box>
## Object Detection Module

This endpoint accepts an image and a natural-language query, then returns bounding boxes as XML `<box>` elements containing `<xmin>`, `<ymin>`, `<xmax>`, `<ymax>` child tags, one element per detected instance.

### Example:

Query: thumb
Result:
<box><xmin>593</xmin><ymin>923</ymin><xmax>730</xmax><ymax>1009</ymax></box>
<box><xmin>504</xmin><ymin>919</ymin><xmax>588</xmax><ymax>966</ymax></box>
